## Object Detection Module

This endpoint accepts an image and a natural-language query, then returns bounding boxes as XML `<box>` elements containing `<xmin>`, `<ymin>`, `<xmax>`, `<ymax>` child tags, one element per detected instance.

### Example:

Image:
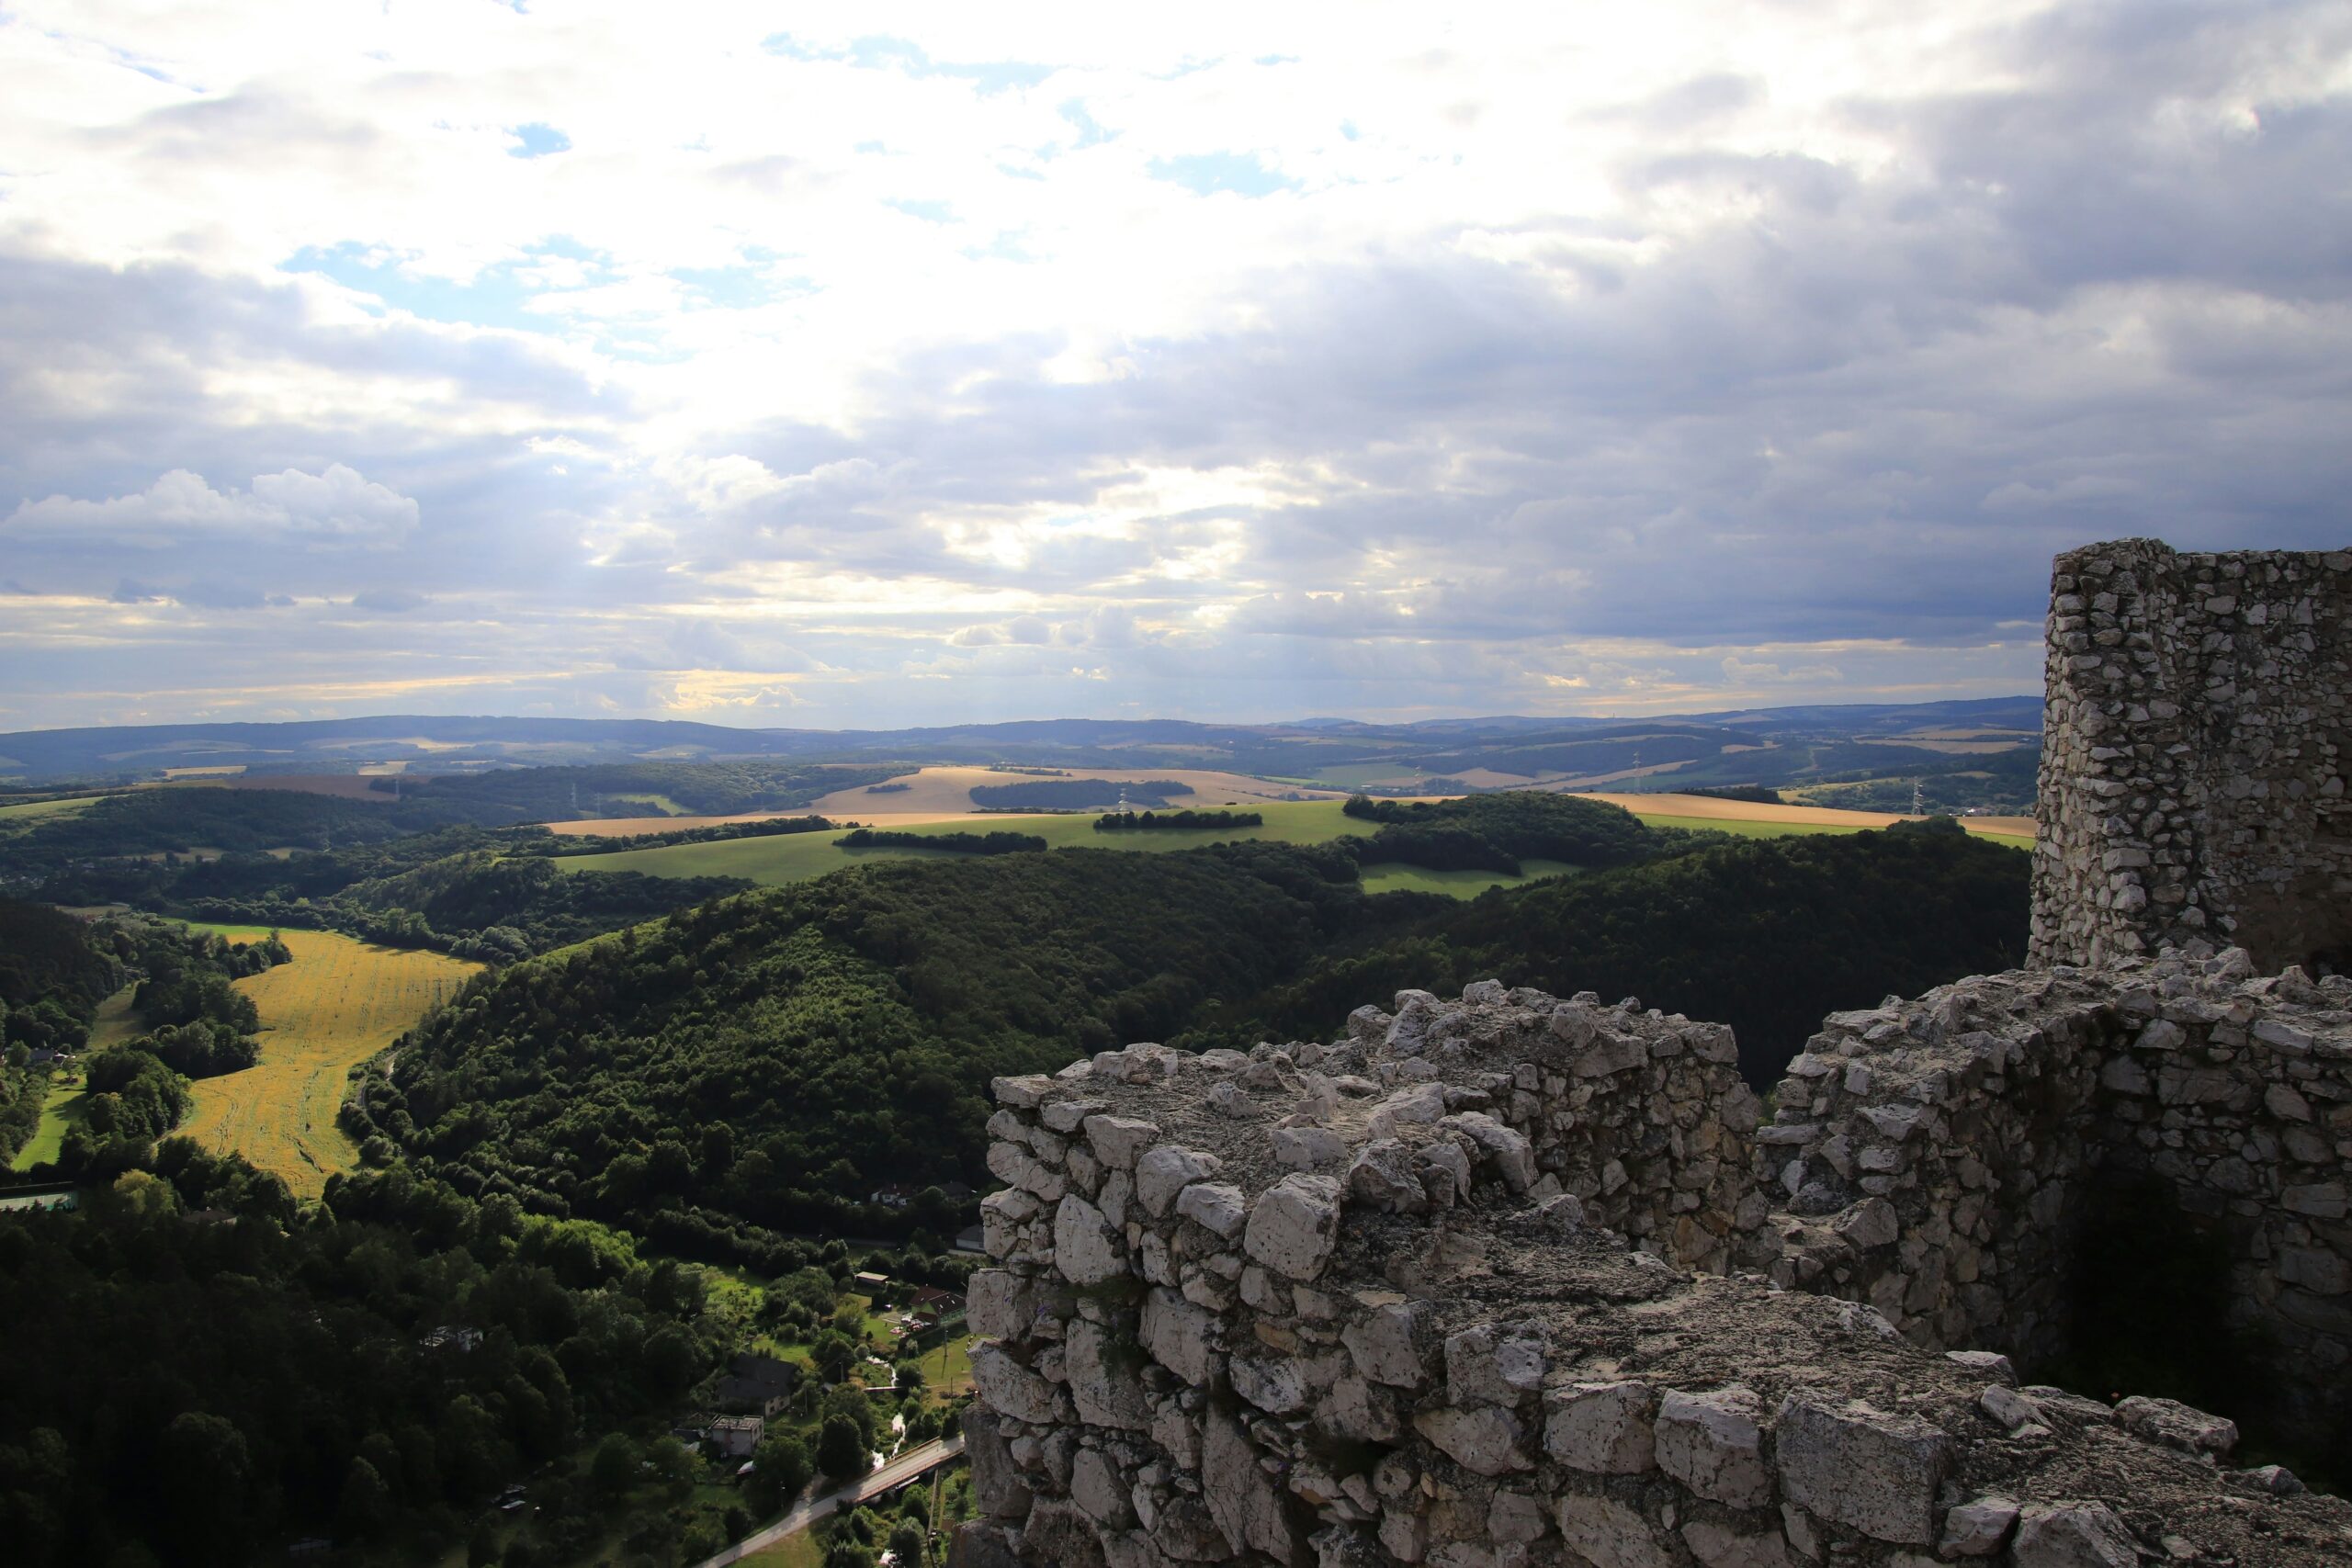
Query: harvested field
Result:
<box><xmin>800</xmin><ymin>764</ymin><xmax>1342</xmax><ymax>817</ymax></box>
<box><xmin>179</xmin><ymin>928</ymin><xmax>480</xmax><ymax>1197</ymax></box>
<box><xmin>1585</xmin><ymin>792</ymin><xmax>2034</xmax><ymax>841</ymax></box>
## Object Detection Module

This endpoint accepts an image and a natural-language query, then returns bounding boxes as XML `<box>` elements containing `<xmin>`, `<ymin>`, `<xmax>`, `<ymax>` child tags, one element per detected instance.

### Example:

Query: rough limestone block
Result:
<box><xmin>990</xmin><ymin>1075</ymin><xmax>1054</xmax><ymax>1108</ymax></box>
<box><xmin>2009</xmin><ymin>1502</ymin><xmax>2140</xmax><ymax>1568</ymax></box>
<box><xmin>2114</xmin><ymin>1395</ymin><xmax>2237</xmax><ymax>1459</ymax></box>
<box><xmin>970</xmin><ymin>1342</ymin><xmax>1060</xmax><ymax>1425</ymax></box>
<box><xmin>1544</xmin><ymin>1381</ymin><xmax>1657</xmax><ymax>1473</ymax></box>
<box><xmin>1939</xmin><ymin>1495</ymin><xmax>2019</xmax><ymax>1557</ymax></box>
<box><xmin>1656</xmin><ymin>1386</ymin><xmax>1772</xmax><ymax>1508</ymax></box>
<box><xmin>1244</xmin><ymin>1172</ymin><xmax>1345</xmax><ymax>1280</ymax></box>
<box><xmin>1173</xmin><ymin>1179</ymin><xmax>1247</xmax><ymax>1239</ymax></box>
<box><xmin>1053</xmin><ymin>1193</ymin><xmax>1127</xmax><ymax>1286</ymax></box>
<box><xmin>1412</xmin><ymin>1404</ymin><xmax>1532</xmax><ymax>1475</ymax></box>
<box><xmin>1444</xmin><ymin>1324</ymin><xmax>1544</xmax><ymax>1407</ymax></box>
<box><xmin>1082</xmin><ymin>1114</ymin><xmax>1160</xmax><ymax>1170</ymax></box>
<box><xmin>1064</xmin><ymin>1318</ymin><xmax>1151</xmax><ymax>1429</ymax></box>
<box><xmin>1134</xmin><ymin>1145</ymin><xmax>1222</xmax><ymax>1217</ymax></box>
<box><xmin>963</xmin><ymin>1408</ymin><xmax>1033</xmax><ymax>1523</ymax></box>
<box><xmin>1555</xmin><ymin>1494</ymin><xmax>1674</xmax><ymax>1568</ymax></box>
<box><xmin>1139</xmin><ymin>1287</ymin><xmax>1221</xmax><ymax>1384</ymax></box>
<box><xmin>1774</xmin><ymin>1392</ymin><xmax>1949</xmax><ymax>1545</ymax></box>
<box><xmin>967</xmin><ymin>1269</ymin><xmax>1030</xmax><ymax>1339</ymax></box>
<box><xmin>1681</xmin><ymin>1518</ymin><xmax>1793</xmax><ymax>1568</ymax></box>
<box><xmin>1341</xmin><ymin>1300</ymin><xmax>1431</xmax><ymax>1389</ymax></box>
<box><xmin>1346</xmin><ymin>1139</ymin><xmax>1428</xmax><ymax>1212</ymax></box>
<box><xmin>1070</xmin><ymin>1447</ymin><xmax>1135</xmax><ymax>1528</ymax></box>
<box><xmin>1203</xmin><ymin>1408</ymin><xmax>1295</xmax><ymax>1561</ymax></box>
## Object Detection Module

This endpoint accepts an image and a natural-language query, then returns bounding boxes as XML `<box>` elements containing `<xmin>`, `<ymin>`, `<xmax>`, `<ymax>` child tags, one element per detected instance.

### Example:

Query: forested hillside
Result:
<box><xmin>375</xmin><ymin>818</ymin><xmax>2028</xmax><ymax>1263</ymax></box>
<box><xmin>0</xmin><ymin>1140</ymin><xmax>722</xmax><ymax>1568</ymax></box>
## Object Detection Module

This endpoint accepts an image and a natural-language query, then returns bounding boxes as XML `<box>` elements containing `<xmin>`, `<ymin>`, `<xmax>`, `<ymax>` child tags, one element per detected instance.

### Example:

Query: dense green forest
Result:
<box><xmin>1340</xmin><ymin>790</ymin><xmax>1673</xmax><ymax>873</ymax></box>
<box><xmin>0</xmin><ymin>1141</ymin><xmax>729</xmax><ymax>1568</ymax></box>
<box><xmin>1093</xmin><ymin>808</ymin><xmax>1261</xmax><ymax>830</ymax></box>
<box><xmin>833</xmin><ymin>829</ymin><xmax>1047</xmax><ymax>855</ymax></box>
<box><xmin>0</xmin><ymin>760</ymin><xmax>875</xmax><ymax>892</ymax></box>
<box><xmin>17</xmin><ymin>816</ymin><xmax>752</xmax><ymax>966</ymax></box>
<box><xmin>372</xmin><ymin>815</ymin><xmax>2028</xmax><ymax>1258</ymax></box>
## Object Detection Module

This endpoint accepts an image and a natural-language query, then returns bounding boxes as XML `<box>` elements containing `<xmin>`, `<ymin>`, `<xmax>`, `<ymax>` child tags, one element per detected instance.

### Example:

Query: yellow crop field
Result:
<box><xmin>181</xmin><ymin>929</ymin><xmax>481</xmax><ymax>1197</ymax></box>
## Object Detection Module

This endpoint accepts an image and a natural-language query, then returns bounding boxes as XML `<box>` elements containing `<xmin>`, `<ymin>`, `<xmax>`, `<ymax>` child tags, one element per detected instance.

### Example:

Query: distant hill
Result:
<box><xmin>0</xmin><ymin>698</ymin><xmax>2043</xmax><ymax>811</ymax></box>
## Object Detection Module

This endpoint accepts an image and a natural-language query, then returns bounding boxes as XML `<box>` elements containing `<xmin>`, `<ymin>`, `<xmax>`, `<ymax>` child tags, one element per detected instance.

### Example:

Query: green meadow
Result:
<box><xmin>0</xmin><ymin>795</ymin><xmax>100</xmax><ymax>825</ymax></box>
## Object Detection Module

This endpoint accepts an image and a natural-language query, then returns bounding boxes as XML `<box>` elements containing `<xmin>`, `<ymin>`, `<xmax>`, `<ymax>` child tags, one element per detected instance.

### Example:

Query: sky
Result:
<box><xmin>1</xmin><ymin>1</ymin><xmax>2347</xmax><ymax>733</ymax></box>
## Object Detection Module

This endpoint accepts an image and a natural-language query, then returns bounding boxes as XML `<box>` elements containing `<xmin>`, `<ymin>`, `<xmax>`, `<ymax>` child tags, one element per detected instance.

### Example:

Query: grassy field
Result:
<box><xmin>1358</xmin><ymin>857</ymin><xmax>1580</xmax><ymax>896</ymax></box>
<box><xmin>85</xmin><ymin>983</ymin><xmax>143</xmax><ymax>1047</ymax></box>
<box><xmin>178</xmin><ymin>927</ymin><xmax>481</xmax><ymax>1197</ymax></box>
<box><xmin>0</xmin><ymin>795</ymin><xmax>98</xmax><ymax>824</ymax></box>
<box><xmin>10</xmin><ymin>1077</ymin><xmax>88</xmax><ymax>1171</ymax></box>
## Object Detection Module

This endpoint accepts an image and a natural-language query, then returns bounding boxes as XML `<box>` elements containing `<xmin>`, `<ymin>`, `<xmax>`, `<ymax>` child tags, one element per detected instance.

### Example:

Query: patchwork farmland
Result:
<box><xmin>179</xmin><ymin>927</ymin><xmax>480</xmax><ymax>1197</ymax></box>
<box><xmin>551</xmin><ymin>789</ymin><xmax>2032</xmax><ymax>899</ymax></box>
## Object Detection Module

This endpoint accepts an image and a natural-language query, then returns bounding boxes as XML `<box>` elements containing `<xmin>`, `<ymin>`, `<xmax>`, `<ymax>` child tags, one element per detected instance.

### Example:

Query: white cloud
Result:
<box><xmin>0</xmin><ymin>2</ymin><xmax>2346</xmax><ymax>728</ymax></box>
<box><xmin>7</xmin><ymin>464</ymin><xmax>420</xmax><ymax>547</ymax></box>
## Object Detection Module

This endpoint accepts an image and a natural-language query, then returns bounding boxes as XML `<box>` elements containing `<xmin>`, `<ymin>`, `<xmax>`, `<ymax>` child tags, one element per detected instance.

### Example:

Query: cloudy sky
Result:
<box><xmin>2</xmin><ymin>2</ymin><xmax>2347</xmax><ymax>732</ymax></box>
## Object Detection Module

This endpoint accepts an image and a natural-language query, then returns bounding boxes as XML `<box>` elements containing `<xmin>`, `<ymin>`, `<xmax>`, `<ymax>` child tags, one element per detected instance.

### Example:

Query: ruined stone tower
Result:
<box><xmin>955</xmin><ymin>539</ymin><xmax>2352</xmax><ymax>1567</ymax></box>
<box><xmin>2031</xmin><ymin>539</ymin><xmax>2352</xmax><ymax>974</ymax></box>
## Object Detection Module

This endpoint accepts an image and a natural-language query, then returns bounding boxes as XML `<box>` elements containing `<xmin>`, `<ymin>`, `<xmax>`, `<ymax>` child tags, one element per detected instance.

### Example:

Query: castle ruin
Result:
<box><xmin>956</xmin><ymin>541</ymin><xmax>2352</xmax><ymax>1567</ymax></box>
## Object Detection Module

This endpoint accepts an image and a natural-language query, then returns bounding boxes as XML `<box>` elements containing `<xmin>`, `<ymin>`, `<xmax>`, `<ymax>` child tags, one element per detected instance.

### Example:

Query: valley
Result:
<box><xmin>0</xmin><ymin>706</ymin><xmax>2043</xmax><ymax>1568</ymax></box>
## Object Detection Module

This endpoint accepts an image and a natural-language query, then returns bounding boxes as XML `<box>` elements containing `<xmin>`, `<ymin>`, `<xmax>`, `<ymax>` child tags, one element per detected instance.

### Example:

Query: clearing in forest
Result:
<box><xmin>180</xmin><ymin>928</ymin><xmax>480</xmax><ymax>1197</ymax></box>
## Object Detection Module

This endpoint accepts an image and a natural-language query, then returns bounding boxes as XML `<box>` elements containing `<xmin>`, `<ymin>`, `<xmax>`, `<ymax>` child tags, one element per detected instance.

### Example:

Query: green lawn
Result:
<box><xmin>12</xmin><ymin>1078</ymin><xmax>88</xmax><ymax>1171</ymax></box>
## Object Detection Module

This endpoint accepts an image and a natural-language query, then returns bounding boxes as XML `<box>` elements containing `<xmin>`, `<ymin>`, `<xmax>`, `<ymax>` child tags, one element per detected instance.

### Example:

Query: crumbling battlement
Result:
<box><xmin>1752</xmin><ymin>948</ymin><xmax>2352</xmax><ymax>1442</ymax></box>
<box><xmin>959</xmin><ymin>540</ymin><xmax>2352</xmax><ymax>1566</ymax></box>
<box><xmin>958</xmin><ymin>987</ymin><xmax>2352</xmax><ymax>1567</ymax></box>
<box><xmin>2031</xmin><ymin>539</ymin><xmax>2352</xmax><ymax>973</ymax></box>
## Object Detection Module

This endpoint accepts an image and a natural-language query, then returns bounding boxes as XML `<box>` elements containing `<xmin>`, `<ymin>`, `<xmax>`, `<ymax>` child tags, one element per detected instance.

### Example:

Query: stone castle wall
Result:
<box><xmin>956</xmin><ymin>538</ymin><xmax>2352</xmax><ymax>1566</ymax></box>
<box><xmin>1751</xmin><ymin>948</ymin><xmax>2352</xmax><ymax>1441</ymax></box>
<box><xmin>2030</xmin><ymin>539</ymin><xmax>2352</xmax><ymax>972</ymax></box>
<box><xmin>958</xmin><ymin>988</ymin><xmax>2352</xmax><ymax>1567</ymax></box>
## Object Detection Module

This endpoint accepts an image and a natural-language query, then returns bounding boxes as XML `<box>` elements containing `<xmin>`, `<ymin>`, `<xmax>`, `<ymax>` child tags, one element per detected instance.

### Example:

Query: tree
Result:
<box><xmin>887</xmin><ymin>1519</ymin><xmax>927</xmax><ymax>1567</ymax></box>
<box><xmin>892</xmin><ymin>1359</ymin><xmax>925</xmax><ymax>1394</ymax></box>
<box><xmin>335</xmin><ymin>1456</ymin><xmax>392</xmax><ymax>1540</ymax></box>
<box><xmin>155</xmin><ymin>1412</ymin><xmax>253</xmax><ymax>1567</ymax></box>
<box><xmin>816</xmin><ymin>1414</ymin><xmax>868</xmax><ymax>1485</ymax></box>
<box><xmin>809</xmin><ymin>1329</ymin><xmax>856</xmax><ymax>1383</ymax></box>
<box><xmin>820</xmin><ymin>1534</ymin><xmax>876</xmax><ymax>1568</ymax></box>
<box><xmin>745</xmin><ymin>1433</ymin><xmax>812</xmax><ymax>1516</ymax></box>
<box><xmin>588</xmin><ymin>1432</ymin><xmax>639</xmax><ymax>1505</ymax></box>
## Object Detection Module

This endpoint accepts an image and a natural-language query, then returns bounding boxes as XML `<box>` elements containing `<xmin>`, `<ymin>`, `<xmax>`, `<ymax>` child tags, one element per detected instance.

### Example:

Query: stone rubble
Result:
<box><xmin>958</xmin><ymin>985</ymin><xmax>2352</xmax><ymax>1567</ymax></box>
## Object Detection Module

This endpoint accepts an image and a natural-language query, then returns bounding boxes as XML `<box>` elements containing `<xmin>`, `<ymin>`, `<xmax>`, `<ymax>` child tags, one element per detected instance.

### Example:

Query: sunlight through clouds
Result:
<box><xmin>0</xmin><ymin>1</ymin><xmax>2347</xmax><ymax>726</ymax></box>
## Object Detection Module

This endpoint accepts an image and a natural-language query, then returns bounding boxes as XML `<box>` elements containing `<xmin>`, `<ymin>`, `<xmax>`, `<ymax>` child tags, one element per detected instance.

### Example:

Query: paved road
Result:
<box><xmin>693</xmin><ymin>1435</ymin><xmax>965</xmax><ymax>1568</ymax></box>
